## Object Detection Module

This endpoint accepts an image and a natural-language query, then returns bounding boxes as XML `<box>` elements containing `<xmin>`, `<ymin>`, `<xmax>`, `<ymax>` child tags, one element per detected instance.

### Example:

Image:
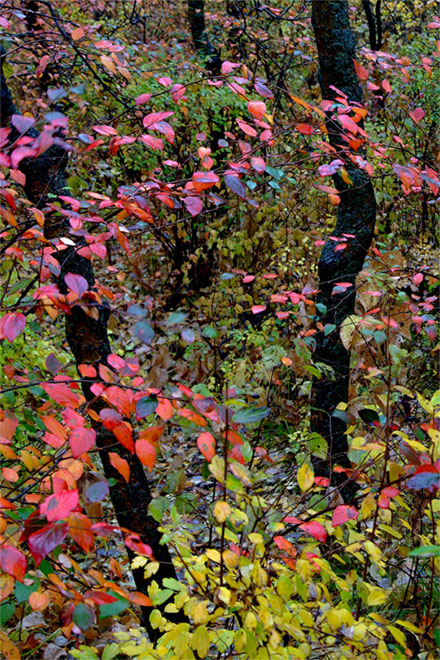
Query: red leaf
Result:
<box><xmin>135</xmin><ymin>438</ymin><xmax>156</xmax><ymax>471</ymax></box>
<box><xmin>99</xmin><ymin>408</ymin><xmax>123</xmax><ymax>430</ymax></box>
<box><xmin>251</xmin><ymin>305</ymin><xmax>266</xmax><ymax>314</ymax></box>
<box><xmin>40</xmin><ymin>489</ymin><xmax>79</xmax><ymax>522</ymax></box>
<box><xmin>69</xmin><ymin>427</ymin><xmax>96</xmax><ymax>457</ymax></box>
<box><xmin>64</xmin><ymin>273</ymin><xmax>89</xmax><ymax>295</ymax></box>
<box><xmin>296</xmin><ymin>123</ymin><xmax>314</xmax><ymax>135</ymax></box>
<box><xmin>331</xmin><ymin>505</ymin><xmax>359</xmax><ymax>527</ymax></box>
<box><xmin>192</xmin><ymin>171</ymin><xmax>220</xmax><ymax>192</ymax></box>
<box><xmin>28</xmin><ymin>523</ymin><xmax>69</xmax><ymax>565</ymax></box>
<box><xmin>0</xmin><ymin>313</ymin><xmax>26</xmax><ymax>343</ymax></box>
<box><xmin>412</xmin><ymin>273</ymin><xmax>423</xmax><ymax>286</ymax></box>
<box><xmin>253</xmin><ymin>81</ymin><xmax>274</xmax><ymax>98</ymax></box>
<box><xmin>42</xmin><ymin>383</ymin><xmax>80</xmax><ymax>408</ymax></box>
<box><xmin>299</xmin><ymin>521</ymin><xmax>327</xmax><ymax>543</ymax></box>
<box><xmin>197</xmin><ymin>432</ymin><xmax>216</xmax><ymax>462</ymax></box>
<box><xmin>0</xmin><ymin>545</ymin><xmax>27</xmax><ymax>581</ymax></box>
<box><xmin>84</xmin><ymin>590</ymin><xmax>118</xmax><ymax>604</ymax></box>
<box><xmin>125</xmin><ymin>534</ymin><xmax>153</xmax><ymax>557</ymax></box>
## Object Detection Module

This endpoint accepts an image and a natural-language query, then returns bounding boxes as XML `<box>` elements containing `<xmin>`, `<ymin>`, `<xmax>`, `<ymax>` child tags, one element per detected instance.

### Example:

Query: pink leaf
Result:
<box><xmin>0</xmin><ymin>313</ymin><xmax>26</xmax><ymax>342</ymax></box>
<box><xmin>0</xmin><ymin>545</ymin><xmax>27</xmax><ymax>581</ymax></box>
<box><xmin>64</xmin><ymin>273</ymin><xmax>89</xmax><ymax>295</ymax></box>
<box><xmin>409</xmin><ymin>108</ymin><xmax>425</xmax><ymax>124</ymax></box>
<box><xmin>331</xmin><ymin>505</ymin><xmax>359</xmax><ymax>527</ymax></box>
<box><xmin>184</xmin><ymin>196</ymin><xmax>203</xmax><ymax>217</ymax></box>
<box><xmin>251</xmin><ymin>305</ymin><xmax>266</xmax><ymax>314</ymax></box>
<box><xmin>251</xmin><ymin>156</ymin><xmax>266</xmax><ymax>173</ymax></box>
<box><xmin>40</xmin><ymin>489</ymin><xmax>79</xmax><ymax>522</ymax></box>
<box><xmin>135</xmin><ymin>93</ymin><xmax>152</xmax><ymax>105</ymax></box>
<box><xmin>69</xmin><ymin>427</ymin><xmax>96</xmax><ymax>457</ymax></box>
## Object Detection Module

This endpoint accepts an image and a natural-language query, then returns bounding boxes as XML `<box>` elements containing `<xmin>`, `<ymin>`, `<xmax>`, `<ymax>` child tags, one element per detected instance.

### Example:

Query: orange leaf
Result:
<box><xmin>138</xmin><ymin>426</ymin><xmax>164</xmax><ymax>446</ymax></box>
<box><xmin>135</xmin><ymin>439</ymin><xmax>156</xmax><ymax>471</ymax></box>
<box><xmin>29</xmin><ymin>590</ymin><xmax>50</xmax><ymax>610</ymax></box>
<box><xmin>68</xmin><ymin>512</ymin><xmax>94</xmax><ymax>553</ymax></box>
<box><xmin>197</xmin><ymin>432</ymin><xmax>216</xmax><ymax>462</ymax></box>
<box><xmin>129</xmin><ymin>591</ymin><xmax>153</xmax><ymax>606</ymax></box>
<box><xmin>109</xmin><ymin>452</ymin><xmax>130</xmax><ymax>483</ymax></box>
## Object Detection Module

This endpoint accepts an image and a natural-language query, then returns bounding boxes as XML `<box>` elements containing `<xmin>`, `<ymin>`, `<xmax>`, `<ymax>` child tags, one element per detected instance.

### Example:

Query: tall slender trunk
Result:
<box><xmin>0</xmin><ymin>46</ymin><xmax>183</xmax><ymax>642</ymax></box>
<box><xmin>310</xmin><ymin>1</ymin><xmax>376</xmax><ymax>496</ymax></box>
<box><xmin>187</xmin><ymin>0</ymin><xmax>221</xmax><ymax>72</ymax></box>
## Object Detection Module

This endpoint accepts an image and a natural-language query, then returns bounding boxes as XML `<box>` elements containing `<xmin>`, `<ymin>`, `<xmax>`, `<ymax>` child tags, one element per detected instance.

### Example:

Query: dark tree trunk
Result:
<box><xmin>187</xmin><ymin>0</ymin><xmax>221</xmax><ymax>72</ymax></box>
<box><xmin>0</xmin><ymin>47</ymin><xmax>184</xmax><ymax>642</ymax></box>
<box><xmin>310</xmin><ymin>2</ymin><xmax>376</xmax><ymax>496</ymax></box>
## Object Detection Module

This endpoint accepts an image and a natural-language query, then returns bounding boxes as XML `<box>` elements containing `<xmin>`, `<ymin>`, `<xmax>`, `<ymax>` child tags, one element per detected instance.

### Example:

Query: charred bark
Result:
<box><xmin>310</xmin><ymin>1</ymin><xmax>376</xmax><ymax>497</ymax></box>
<box><xmin>0</xmin><ymin>46</ymin><xmax>184</xmax><ymax>641</ymax></box>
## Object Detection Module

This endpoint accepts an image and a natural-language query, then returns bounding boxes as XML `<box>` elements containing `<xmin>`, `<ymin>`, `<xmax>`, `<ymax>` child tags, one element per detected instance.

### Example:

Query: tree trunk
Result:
<box><xmin>0</xmin><ymin>46</ymin><xmax>184</xmax><ymax>642</ymax></box>
<box><xmin>310</xmin><ymin>1</ymin><xmax>376</xmax><ymax>496</ymax></box>
<box><xmin>187</xmin><ymin>0</ymin><xmax>221</xmax><ymax>72</ymax></box>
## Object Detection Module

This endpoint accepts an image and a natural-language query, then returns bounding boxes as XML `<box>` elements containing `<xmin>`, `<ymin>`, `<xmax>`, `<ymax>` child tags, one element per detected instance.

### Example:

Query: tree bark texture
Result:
<box><xmin>0</xmin><ymin>47</ymin><xmax>183</xmax><ymax>641</ymax></box>
<box><xmin>310</xmin><ymin>1</ymin><xmax>376</xmax><ymax>493</ymax></box>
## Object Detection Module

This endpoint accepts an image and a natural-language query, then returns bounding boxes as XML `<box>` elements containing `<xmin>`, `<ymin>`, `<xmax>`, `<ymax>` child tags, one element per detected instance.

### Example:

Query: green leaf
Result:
<box><xmin>136</xmin><ymin>395</ymin><xmax>158</xmax><ymax>419</ymax></box>
<box><xmin>324</xmin><ymin>323</ymin><xmax>336</xmax><ymax>336</ymax></box>
<box><xmin>14</xmin><ymin>578</ymin><xmax>40</xmax><ymax>603</ymax></box>
<box><xmin>358</xmin><ymin>408</ymin><xmax>380</xmax><ymax>425</ymax></box>
<box><xmin>152</xmin><ymin>588</ymin><xmax>174</xmax><ymax>606</ymax></box>
<box><xmin>409</xmin><ymin>545</ymin><xmax>440</xmax><ymax>558</ymax></box>
<box><xmin>102</xmin><ymin>644</ymin><xmax>120</xmax><ymax>660</ymax></box>
<box><xmin>148</xmin><ymin>496</ymin><xmax>169</xmax><ymax>523</ymax></box>
<box><xmin>0</xmin><ymin>601</ymin><xmax>15</xmax><ymax>626</ymax></box>
<box><xmin>162</xmin><ymin>577</ymin><xmax>185</xmax><ymax>591</ymax></box>
<box><xmin>99</xmin><ymin>591</ymin><xmax>129</xmax><ymax>619</ymax></box>
<box><xmin>232</xmin><ymin>406</ymin><xmax>270</xmax><ymax>425</ymax></box>
<box><xmin>73</xmin><ymin>602</ymin><xmax>94</xmax><ymax>631</ymax></box>
<box><xmin>166</xmin><ymin>311</ymin><xmax>187</xmax><ymax>325</ymax></box>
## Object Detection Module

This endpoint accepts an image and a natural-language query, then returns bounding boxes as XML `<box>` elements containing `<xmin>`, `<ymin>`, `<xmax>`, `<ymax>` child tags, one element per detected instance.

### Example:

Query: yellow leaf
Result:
<box><xmin>402</xmin><ymin>437</ymin><xmax>428</xmax><ymax>453</ymax></box>
<box><xmin>100</xmin><ymin>55</ymin><xmax>116</xmax><ymax>74</ymax></box>
<box><xmin>193</xmin><ymin>601</ymin><xmax>209</xmax><ymax>625</ymax></box>
<box><xmin>192</xmin><ymin>626</ymin><xmax>210</xmax><ymax>658</ymax></box>
<box><xmin>213</xmin><ymin>500</ymin><xmax>231</xmax><ymax>523</ymax></box>
<box><xmin>205</xmin><ymin>548</ymin><xmax>221</xmax><ymax>563</ymax></box>
<box><xmin>327</xmin><ymin>608</ymin><xmax>343</xmax><ymax>630</ymax></box>
<box><xmin>0</xmin><ymin>632</ymin><xmax>20</xmax><ymax>660</ymax></box>
<box><xmin>340</xmin><ymin>315</ymin><xmax>361</xmax><ymax>350</ymax></box>
<box><xmin>208</xmin><ymin>455</ymin><xmax>225</xmax><ymax>483</ymax></box>
<box><xmin>230</xmin><ymin>462</ymin><xmax>252</xmax><ymax>486</ymax></box>
<box><xmin>297</xmin><ymin>462</ymin><xmax>314</xmax><ymax>491</ymax></box>
<box><xmin>395</xmin><ymin>619</ymin><xmax>423</xmax><ymax>633</ymax></box>
<box><xmin>367</xmin><ymin>586</ymin><xmax>388</xmax><ymax>606</ymax></box>
<box><xmin>388</xmin><ymin>625</ymin><xmax>406</xmax><ymax>647</ymax></box>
